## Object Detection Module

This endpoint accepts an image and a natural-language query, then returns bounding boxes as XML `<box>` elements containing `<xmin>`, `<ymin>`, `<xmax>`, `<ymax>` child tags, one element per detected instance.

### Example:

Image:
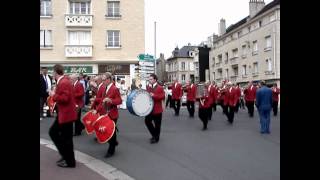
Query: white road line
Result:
<box><xmin>40</xmin><ymin>138</ymin><xmax>135</xmax><ymax>180</ymax></box>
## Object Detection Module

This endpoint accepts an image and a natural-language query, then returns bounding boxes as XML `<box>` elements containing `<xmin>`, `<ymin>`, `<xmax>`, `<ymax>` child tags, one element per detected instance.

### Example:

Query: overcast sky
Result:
<box><xmin>144</xmin><ymin>0</ymin><xmax>273</xmax><ymax>59</ymax></box>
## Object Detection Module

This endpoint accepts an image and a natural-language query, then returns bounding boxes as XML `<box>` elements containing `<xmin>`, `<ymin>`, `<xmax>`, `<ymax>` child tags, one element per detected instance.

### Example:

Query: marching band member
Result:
<box><xmin>186</xmin><ymin>80</ymin><xmax>197</xmax><ymax>117</ymax></box>
<box><xmin>96</xmin><ymin>72</ymin><xmax>122</xmax><ymax>158</ymax></box>
<box><xmin>198</xmin><ymin>84</ymin><xmax>212</xmax><ymax>130</ymax></box>
<box><xmin>244</xmin><ymin>81</ymin><xmax>257</xmax><ymax>117</ymax></box>
<box><xmin>91</xmin><ymin>75</ymin><xmax>106</xmax><ymax>111</ymax></box>
<box><xmin>234</xmin><ymin>83</ymin><xmax>241</xmax><ymax>113</ymax></box>
<box><xmin>145</xmin><ymin>74</ymin><xmax>165</xmax><ymax>144</ymax></box>
<box><xmin>171</xmin><ymin>78</ymin><xmax>183</xmax><ymax>116</ymax></box>
<box><xmin>48</xmin><ymin>64</ymin><xmax>77</xmax><ymax>168</ymax></box>
<box><xmin>70</xmin><ymin>74</ymin><xmax>85</xmax><ymax>136</ymax></box>
<box><xmin>271</xmin><ymin>83</ymin><xmax>280</xmax><ymax>116</ymax></box>
<box><xmin>224</xmin><ymin>82</ymin><xmax>238</xmax><ymax>124</ymax></box>
<box><xmin>207</xmin><ymin>81</ymin><xmax>217</xmax><ymax>121</ymax></box>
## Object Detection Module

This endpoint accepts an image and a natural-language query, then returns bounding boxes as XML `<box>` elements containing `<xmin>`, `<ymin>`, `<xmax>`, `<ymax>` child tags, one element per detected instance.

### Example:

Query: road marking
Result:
<box><xmin>40</xmin><ymin>138</ymin><xmax>135</xmax><ymax>180</ymax></box>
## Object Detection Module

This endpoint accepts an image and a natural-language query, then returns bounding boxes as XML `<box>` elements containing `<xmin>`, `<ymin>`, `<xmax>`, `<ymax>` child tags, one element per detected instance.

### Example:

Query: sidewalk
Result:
<box><xmin>40</xmin><ymin>145</ymin><xmax>107</xmax><ymax>180</ymax></box>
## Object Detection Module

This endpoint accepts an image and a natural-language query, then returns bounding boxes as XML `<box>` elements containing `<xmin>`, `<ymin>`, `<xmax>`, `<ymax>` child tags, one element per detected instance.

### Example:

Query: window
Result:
<box><xmin>107</xmin><ymin>30</ymin><xmax>120</xmax><ymax>47</ymax></box>
<box><xmin>270</xmin><ymin>13</ymin><xmax>276</xmax><ymax>22</ymax></box>
<box><xmin>253</xmin><ymin>40</ymin><xmax>258</xmax><ymax>54</ymax></box>
<box><xmin>259</xmin><ymin>20</ymin><xmax>262</xmax><ymax>27</ymax></box>
<box><xmin>213</xmin><ymin>72</ymin><xmax>215</xmax><ymax>80</ymax></box>
<box><xmin>266</xmin><ymin>58</ymin><xmax>273</xmax><ymax>71</ymax></box>
<box><xmin>189</xmin><ymin>62</ymin><xmax>194</xmax><ymax>71</ymax></box>
<box><xmin>232</xmin><ymin>66</ymin><xmax>238</xmax><ymax>76</ymax></box>
<box><xmin>40</xmin><ymin>30</ymin><xmax>52</xmax><ymax>47</ymax></box>
<box><xmin>174</xmin><ymin>62</ymin><xmax>178</xmax><ymax>71</ymax></box>
<box><xmin>225</xmin><ymin>52</ymin><xmax>229</xmax><ymax>61</ymax></box>
<box><xmin>218</xmin><ymin>54</ymin><xmax>222</xmax><ymax>63</ymax></box>
<box><xmin>242</xmin><ymin>65</ymin><xmax>247</xmax><ymax>75</ymax></box>
<box><xmin>181</xmin><ymin>74</ymin><xmax>186</xmax><ymax>82</ymax></box>
<box><xmin>218</xmin><ymin>69</ymin><xmax>223</xmax><ymax>78</ymax></box>
<box><xmin>253</xmin><ymin>62</ymin><xmax>258</xmax><ymax>74</ymax></box>
<box><xmin>40</xmin><ymin>0</ymin><xmax>52</xmax><ymax>16</ymax></box>
<box><xmin>181</xmin><ymin>62</ymin><xmax>186</xmax><ymax>71</ymax></box>
<box><xmin>68</xmin><ymin>31</ymin><xmax>91</xmax><ymax>45</ymax></box>
<box><xmin>232</xmin><ymin>48</ymin><xmax>238</xmax><ymax>58</ymax></box>
<box><xmin>225</xmin><ymin>69</ymin><xmax>229</xmax><ymax>79</ymax></box>
<box><xmin>107</xmin><ymin>1</ymin><xmax>120</xmax><ymax>17</ymax></box>
<box><xmin>265</xmin><ymin>36</ymin><xmax>272</xmax><ymax>49</ymax></box>
<box><xmin>242</xmin><ymin>45</ymin><xmax>247</xmax><ymax>56</ymax></box>
<box><xmin>69</xmin><ymin>2</ymin><xmax>91</xmax><ymax>14</ymax></box>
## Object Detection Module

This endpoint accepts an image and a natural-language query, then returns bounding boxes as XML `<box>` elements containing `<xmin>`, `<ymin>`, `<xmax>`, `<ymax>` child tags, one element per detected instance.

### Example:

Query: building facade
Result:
<box><xmin>156</xmin><ymin>53</ymin><xmax>167</xmax><ymax>82</ymax></box>
<box><xmin>209</xmin><ymin>0</ymin><xmax>280</xmax><ymax>87</ymax></box>
<box><xmin>166</xmin><ymin>46</ymin><xmax>197</xmax><ymax>83</ymax></box>
<box><xmin>40</xmin><ymin>0</ymin><xmax>145</xmax><ymax>87</ymax></box>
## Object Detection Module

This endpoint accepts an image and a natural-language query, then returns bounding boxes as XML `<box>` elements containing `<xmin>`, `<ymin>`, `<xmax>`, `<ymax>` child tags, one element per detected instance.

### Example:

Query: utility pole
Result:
<box><xmin>154</xmin><ymin>21</ymin><xmax>157</xmax><ymax>75</ymax></box>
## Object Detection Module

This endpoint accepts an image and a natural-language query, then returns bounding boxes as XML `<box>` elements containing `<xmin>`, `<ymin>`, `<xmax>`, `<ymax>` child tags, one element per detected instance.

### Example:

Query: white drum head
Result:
<box><xmin>132</xmin><ymin>91</ymin><xmax>154</xmax><ymax>116</ymax></box>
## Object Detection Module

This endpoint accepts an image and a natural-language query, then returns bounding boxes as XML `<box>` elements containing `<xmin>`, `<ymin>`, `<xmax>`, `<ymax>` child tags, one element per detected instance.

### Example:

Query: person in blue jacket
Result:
<box><xmin>256</xmin><ymin>80</ymin><xmax>273</xmax><ymax>134</ymax></box>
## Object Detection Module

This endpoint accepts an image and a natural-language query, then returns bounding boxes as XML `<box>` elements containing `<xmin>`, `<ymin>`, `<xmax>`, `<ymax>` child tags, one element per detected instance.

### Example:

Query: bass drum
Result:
<box><xmin>126</xmin><ymin>89</ymin><xmax>154</xmax><ymax>117</ymax></box>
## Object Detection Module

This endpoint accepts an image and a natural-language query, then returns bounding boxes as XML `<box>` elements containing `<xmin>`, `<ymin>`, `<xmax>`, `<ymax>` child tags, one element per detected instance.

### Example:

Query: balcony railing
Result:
<box><xmin>65</xmin><ymin>45</ymin><xmax>92</xmax><ymax>57</ymax></box>
<box><xmin>241</xmin><ymin>54</ymin><xmax>247</xmax><ymax>58</ymax></box>
<box><xmin>65</xmin><ymin>14</ymin><xmax>93</xmax><ymax>27</ymax></box>
<box><xmin>252</xmin><ymin>72</ymin><xmax>259</xmax><ymax>77</ymax></box>
<box><xmin>264</xmin><ymin>47</ymin><xmax>272</xmax><ymax>52</ymax></box>
<box><xmin>242</xmin><ymin>74</ymin><xmax>248</xmax><ymax>78</ymax></box>
<box><xmin>230</xmin><ymin>75</ymin><xmax>238</xmax><ymax>82</ymax></box>
<box><xmin>252</xmin><ymin>51</ymin><xmax>258</xmax><ymax>56</ymax></box>
<box><xmin>264</xmin><ymin>70</ymin><xmax>274</xmax><ymax>75</ymax></box>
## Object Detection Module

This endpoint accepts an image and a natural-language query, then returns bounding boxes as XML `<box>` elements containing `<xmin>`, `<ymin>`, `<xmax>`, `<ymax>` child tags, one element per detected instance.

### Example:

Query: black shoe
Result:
<box><xmin>150</xmin><ymin>139</ymin><xmax>158</xmax><ymax>144</ymax></box>
<box><xmin>56</xmin><ymin>158</ymin><xmax>64</xmax><ymax>164</ymax></box>
<box><xmin>104</xmin><ymin>152</ymin><xmax>114</xmax><ymax>158</ymax></box>
<box><xmin>57</xmin><ymin>160</ymin><xmax>75</xmax><ymax>168</ymax></box>
<box><xmin>202</xmin><ymin>127</ymin><xmax>207</xmax><ymax>131</ymax></box>
<box><xmin>94</xmin><ymin>137</ymin><xmax>98</xmax><ymax>142</ymax></box>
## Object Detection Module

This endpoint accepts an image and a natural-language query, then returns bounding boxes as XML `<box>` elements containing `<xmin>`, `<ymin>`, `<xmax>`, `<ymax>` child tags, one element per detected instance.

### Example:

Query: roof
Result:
<box><xmin>253</xmin><ymin>0</ymin><xmax>280</xmax><ymax>18</ymax></box>
<box><xmin>224</xmin><ymin>0</ymin><xmax>280</xmax><ymax>35</ymax></box>
<box><xmin>167</xmin><ymin>46</ymin><xmax>197</xmax><ymax>61</ymax></box>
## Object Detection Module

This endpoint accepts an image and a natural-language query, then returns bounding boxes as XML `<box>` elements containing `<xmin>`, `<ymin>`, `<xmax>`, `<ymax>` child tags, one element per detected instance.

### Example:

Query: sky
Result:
<box><xmin>144</xmin><ymin>0</ymin><xmax>273</xmax><ymax>59</ymax></box>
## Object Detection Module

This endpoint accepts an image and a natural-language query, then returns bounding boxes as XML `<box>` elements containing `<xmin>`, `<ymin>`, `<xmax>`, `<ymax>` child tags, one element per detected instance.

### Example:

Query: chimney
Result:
<box><xmin>218</xmin><ymin>18</ymin><xmax>226</xmax><ymax>36</ymax></box>
<box><xmin>160</xmin><ymin>53</ymin><xmax>164</xmax><ymax>59</ymax></box>
<box><xmin>249</xmin><ymin>0</ymin><xmax>265</xmax><ymax>18</ymax></box>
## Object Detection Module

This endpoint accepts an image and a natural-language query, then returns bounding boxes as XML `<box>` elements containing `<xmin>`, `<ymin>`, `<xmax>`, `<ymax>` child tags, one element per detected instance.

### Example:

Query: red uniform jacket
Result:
<box><xmin>208</xmin><ymin>85</ymin><xmax>217</xmax><ymax>105</ymax></box>
<box><xmin>235</xmin><ymin>87</ymin><xmax>241</xmax><ymax>102</ymax></box>
<box><xmin>218</xmin><ymin>87</ymin><xmax>227</xmax><ymax>103</ymax></box>
<box><xmin>214</xmin><ymin>85</ymin><xmax>219</xmax><ymax>100</ymax></box>
<box><xmin>198</xmin><ymin>95</ymin><xmax>213</xmax><ymax>109</ymax></box>
<box><xmin>91</xmin><ymin>83</ymin><xmax>106</xmax><ymax>110</ymax></box>
<box><xmin>73</xmin><ymin>80</ymin><xmax>85</xmax><ymax>108</ymax></box>
<box><xmin>96</xmin><ymin>84</ymin><xmax>122</xmax><ymax>120</ymax></box>
<box><xmin>147</xmin><ymin>83</ymin><xmax>165</xmax><ymax>115</ymax></box>
<box><xmin>171</xmin><ymin>82</ymin><xmax>183</xmax><ymax>100</ymax></box>
<box><xmin>224</xmin><ymin>87</ymin><xmax>238</xmax><ymax>107</ymax></box>
<box><xmin>53</xmin><ymin>76</ymin><xmax>77</xmax><ymax>124</ymax></box>
<box><xmin>186</xmin><ymin>84</ymin><xmax>197</xmax><ymax>102</ymax></box>
<box><xmin>272</xmin><ymin>87</ymin><xmax>280</xmax><ymax>102</ymax></box>
<box><xmin>244</xmin><ymin>85</ymin><xmax>257</xmax><ymax>102</ymax></box>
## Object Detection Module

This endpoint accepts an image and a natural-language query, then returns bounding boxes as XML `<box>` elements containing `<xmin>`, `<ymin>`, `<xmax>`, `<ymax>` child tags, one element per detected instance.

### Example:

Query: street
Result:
<box><xmin>40</xmin><ymin>106</ymin><xmax>280</xmax><ymax>180</ymax></box>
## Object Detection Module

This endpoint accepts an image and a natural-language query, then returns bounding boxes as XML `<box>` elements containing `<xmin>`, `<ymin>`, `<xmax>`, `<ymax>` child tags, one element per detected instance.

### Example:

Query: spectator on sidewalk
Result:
<box><xmin>40</xmin><ymin>67</ymin><xmax>53</xmax><ymax>120</ymax></box>
<box><xmin>271</xmin><ymin>83</ymin><xmax>280</xmax><ymax>116</ymax></box>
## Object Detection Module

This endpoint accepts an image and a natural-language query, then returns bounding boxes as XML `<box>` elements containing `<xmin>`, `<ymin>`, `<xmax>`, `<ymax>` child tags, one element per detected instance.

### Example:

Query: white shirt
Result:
<box><xmin>98</xmin><ymin>82</ymin><xmax>103</xmax><ymax>91</ymax></box>
<box><xmin>250</xmin><ymin>85</ymin><xmax>253</xmax><ymax>91</ymax></box>
<box><xmin>56</xmin><ymin>75</ymin><xmax>64</xmax><ymax>85</ymax></box>
<box><xmin>43</xmin><ymin>74</ymin><xmax>52</xmax><ymax>92</ymax></box>
<box><xmin>191</xmin><ymin>84</ymin><xmax>193</xmax><ymax>89</ymax></box>
<box><xmin>106</xmin><ymin>83</ymin><xmax>113</xmax><ymax>95</ymax></box>
<box><xmin>229</xmin><ymin>87</ymin><xmax>233</xmax><ymax>93</ymax></box>
<box><xmin>73</xmin><ymin>80</ymin><xmax>78</xmax><ymax>87</ymax></box>
<box><xmin>152</xmin><ymin>82</ymin><xmax>158</xmax><ymax>88</ymax></box>
<box><xmin>175</xmin><ymin>83</ymin><xmax>177</xmax><ymax>89</ymax></box>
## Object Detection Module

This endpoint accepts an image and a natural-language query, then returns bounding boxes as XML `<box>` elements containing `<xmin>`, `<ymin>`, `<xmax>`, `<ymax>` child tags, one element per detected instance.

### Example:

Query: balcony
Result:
<box><xmin>264</xmin><ymin>47</ymin><xmax>272</xmax><ymax>52</ymax></box>
<box><xmin>65</xmin><ymin>14</ymin><xmax>93</xmax><ymax>27</ymax></box>
<box><xmin>215</xmin><ymin>62</ymin><xmax>221</xmax><ymax>68</ymax></box>
<box><xmin>252</xmin><ymin>72</ymin><xmax>259</xmax><ymax>77</ymax></box>
<box><xmin>265</xmin><ymin>71</ymin><xmax>275</xmax><ymax>75</ymax></box>
<box><xmin>230</xmin><ymin>57</ymin><xmax>238</xmax><ymax>64</ymax></box>
<box><xmin>65</xmin><ymin>45</ymin><xmax>92</xmax><ymax>57</ymax></box>
<box><xmin>242</xmin><ymin>74</ymin><xmax>248</xmax><ymax>78</ymax></box>
<box><xmin>230</xmin><ymin>75</ymin><xmax>238</xmax><ymax>82</ymax></box>
<box><xmin>241</xmin><ymin>54</ymin><xmax>247</xmax><ymax>59</ymax></box>
<box><xmin>252</xmin><ymin>51</ymin><xmax>258</xmax><ymax>56</ymax></box>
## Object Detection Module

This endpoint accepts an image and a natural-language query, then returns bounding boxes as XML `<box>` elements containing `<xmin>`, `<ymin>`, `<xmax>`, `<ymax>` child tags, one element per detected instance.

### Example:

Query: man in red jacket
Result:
<box><xmin>70</xmin><ymin>74</ymin><xmax>85</xmax><ymax>136</ymax></box>
<box><xmin>198</xmin><ymin>84</ymin><xmax>213</xmax><ymax>130</ymax></box>
<box><xmin>186</xmin><ymin>80</ymin><xmax>197</xmax><ymax>117</ymax></box>
<box><xmin>91</xmin><ymin>75</ymin><xmax>106</xmax><ymax>111</ymax></box>
<box><xmin>244</xmin><ymin>81</ymin><xmax>257</xmax><ymax>117</ymax></box>
<box><xmin>234</xmin><ymin>83</ymin><xmax>241</xmax><ymax>113</ymax></box>
<box><xmin>96</xmin><ymin>72</ymin><xmax>122</xmax><ymax>158</ymax></box>
<box><xmin>207</xmin><ymin>81</ymin><xmax>217</xmax><ymax>121</ymax></box>
<box><xmin>171</xmin><ymin>78</ymin><xmax>183</xmax><ymax>116</ymax></box>
<box><xmin>49</xmin><ymin>64</ymin><xmax>77</xmax><ymax>168</ymax></box>
<box><xmin>271</xmin><ymin>83</ymin><xmax>280</xmax><ymax>116</ymax></box>
<box><xmin>145</xmin><ymin>74</ymin><xmax>165</xmax><ymax>144</ymax></box>
<box><xmin>224</xmin><ymin>82</ymin><xmax>238</xmax><ymax>124</ymax></box>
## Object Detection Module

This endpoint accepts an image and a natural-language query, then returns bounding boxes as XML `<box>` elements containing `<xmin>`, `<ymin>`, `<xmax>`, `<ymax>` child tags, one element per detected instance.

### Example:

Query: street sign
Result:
<box><xmin>140</xmin><ymin>66</ymin><xmax>155</xmax><ymax>71</ymax></box>
<box><xmin>138</xmin><ymin>54</ymin><xmax>155</xmax><ymax>61</ymax></box>
<box><xmin>139</xmin><ymin>61</ymin><xmax>154</xmax><ymax>66</ymax></box>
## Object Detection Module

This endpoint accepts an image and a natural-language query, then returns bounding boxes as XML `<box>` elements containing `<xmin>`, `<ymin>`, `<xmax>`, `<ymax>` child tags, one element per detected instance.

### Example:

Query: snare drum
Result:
<box><xmin>126</xmin><ymin>89</ymin><xmax>154</xmax><ymax>117</ymax></box>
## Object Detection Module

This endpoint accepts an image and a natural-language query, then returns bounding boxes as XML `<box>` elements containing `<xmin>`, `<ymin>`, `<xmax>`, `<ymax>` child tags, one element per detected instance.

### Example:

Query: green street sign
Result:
<box><xmin>138</xmin><ymin>54</ymin><xmax>154</xmax><ymax>61</ymax></box>
<box><xmin>46</xmin><ymin>66</ymin><xmax>93</xmax><ymax>74</ymax></box>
